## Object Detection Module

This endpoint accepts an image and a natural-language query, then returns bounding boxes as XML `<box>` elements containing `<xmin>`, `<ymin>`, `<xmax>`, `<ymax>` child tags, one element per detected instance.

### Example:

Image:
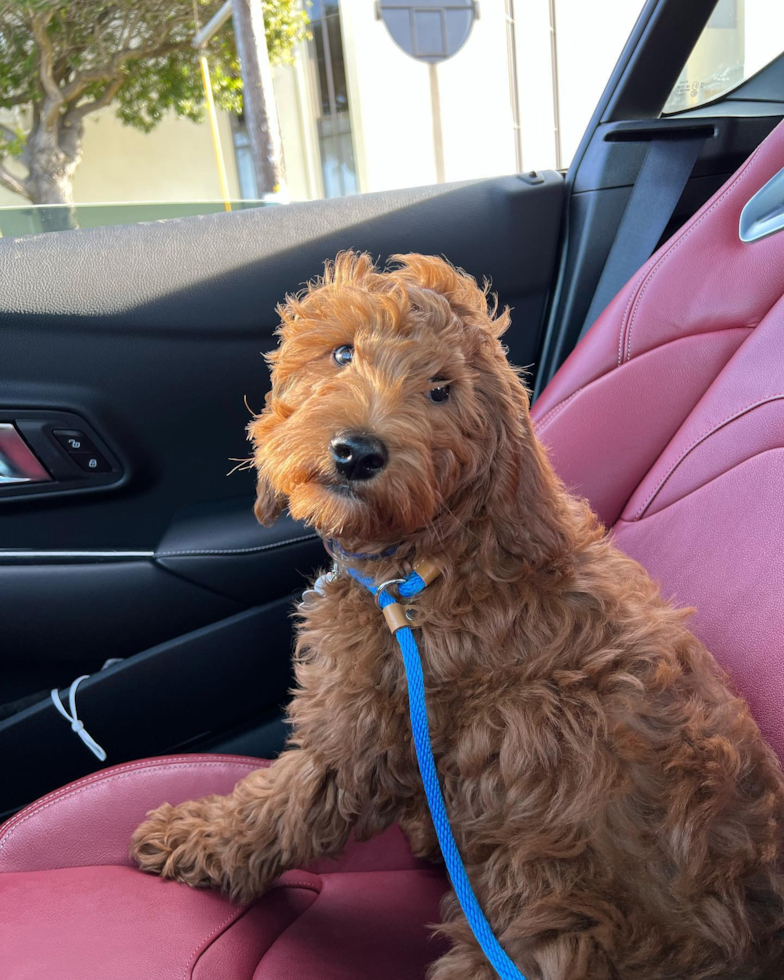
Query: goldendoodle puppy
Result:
<box><xmin>132</xmin><ymin>252</ymin><xmax>784</xmax><ymax>980</ymax></box>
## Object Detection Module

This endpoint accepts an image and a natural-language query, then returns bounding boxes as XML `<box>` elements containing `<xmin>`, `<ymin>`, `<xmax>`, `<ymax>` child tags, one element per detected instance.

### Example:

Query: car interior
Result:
<box><xmin>1</xmin><ymin>0</ymin><xmax>784</xmax><ymax>975</ymax></box>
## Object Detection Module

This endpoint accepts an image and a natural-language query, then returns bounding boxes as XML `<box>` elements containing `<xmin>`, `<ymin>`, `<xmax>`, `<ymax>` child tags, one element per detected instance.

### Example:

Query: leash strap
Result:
<box><xmin>347</xmin><ymin>566</ymin><xmax>526</xmax><ymax>980</ymax></box>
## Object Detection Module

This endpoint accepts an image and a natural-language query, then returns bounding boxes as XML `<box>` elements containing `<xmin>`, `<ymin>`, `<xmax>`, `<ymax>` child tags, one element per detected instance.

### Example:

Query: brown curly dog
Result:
<box><xmin>132</xmin><ymin>252</ymin><xmax>784</xmax><ymax>979</ymax></box>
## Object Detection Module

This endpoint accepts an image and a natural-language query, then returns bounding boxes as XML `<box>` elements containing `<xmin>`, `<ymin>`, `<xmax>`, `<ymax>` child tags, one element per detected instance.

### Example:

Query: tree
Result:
<box><xmin>0</xmin><ymin>0</ymin><xmax>308</xmax><ymax>211</ymax></box>
<box><xmin>233</xmin><ymin>0</ymin><xmax>284</xmax><ymax>196</ymax></box>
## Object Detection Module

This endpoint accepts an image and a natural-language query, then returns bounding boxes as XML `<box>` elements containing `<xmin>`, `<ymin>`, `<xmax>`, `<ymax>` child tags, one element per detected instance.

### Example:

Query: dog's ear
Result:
<box><xmin>389</xmin><ymin>253</ymin><xmax>510</xmax><ymax>338</ymax></box>
<box><xmin>253</xmin><ymin>471</ymin><xmax>285</xmax><ymax>527</ymax></box>
<box><xmin>478</xmin><ymin>354</ymin><xmax>577</xmax><ymax>571</ymax></box>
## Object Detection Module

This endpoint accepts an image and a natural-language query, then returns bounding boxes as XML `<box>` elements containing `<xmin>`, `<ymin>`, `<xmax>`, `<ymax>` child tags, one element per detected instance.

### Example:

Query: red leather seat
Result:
<box><xmin>3</xmin><ymin>119</ymin><xmax>784</xmax><ymax>978</ymax></box>
<box><xmin>0</xmin><ymin>756</ymin><xmax>448</xmax><ymax>979</ymax></box>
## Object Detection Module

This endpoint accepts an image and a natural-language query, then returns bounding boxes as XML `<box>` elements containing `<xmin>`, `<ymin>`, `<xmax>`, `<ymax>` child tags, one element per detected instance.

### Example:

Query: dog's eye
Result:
<box><xmin>333</xmin><ymin>345</ymin><xmax>354</xmax><ymax>366</ymax></box>
<box><xmin>428</xmin><ymin>383</ymin><xmax>451</xmax><ymax>403</ymax></box>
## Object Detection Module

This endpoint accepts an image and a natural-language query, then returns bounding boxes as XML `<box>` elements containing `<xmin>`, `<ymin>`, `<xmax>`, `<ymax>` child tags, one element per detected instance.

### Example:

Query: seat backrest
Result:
<box><xmin>532</xmin><ymin>120</ymin><xmax>784</xmax><ymax>761</ymax></box>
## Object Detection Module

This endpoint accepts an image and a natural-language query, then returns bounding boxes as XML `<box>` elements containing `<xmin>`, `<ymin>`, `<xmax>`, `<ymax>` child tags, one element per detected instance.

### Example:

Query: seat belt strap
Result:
<box><xmin>580</xmin><ymin>135</ymin><xmax>705</xmax><ymax>339</ymax></box>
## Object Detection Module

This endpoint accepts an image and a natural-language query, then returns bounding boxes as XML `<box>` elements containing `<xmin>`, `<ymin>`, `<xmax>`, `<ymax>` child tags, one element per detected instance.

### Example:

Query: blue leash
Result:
<box><xmin>346</xmin><ymin>565</ymin><xmax>526</xmax><ymax>980</ymax></box>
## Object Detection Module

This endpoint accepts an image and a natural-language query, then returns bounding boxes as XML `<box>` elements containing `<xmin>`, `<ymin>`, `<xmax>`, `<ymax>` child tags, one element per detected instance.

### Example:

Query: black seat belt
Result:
<box><xmin>580</xmin><ymin>135</ymin><xmax>706</xmax><ymax>339</ymax></box>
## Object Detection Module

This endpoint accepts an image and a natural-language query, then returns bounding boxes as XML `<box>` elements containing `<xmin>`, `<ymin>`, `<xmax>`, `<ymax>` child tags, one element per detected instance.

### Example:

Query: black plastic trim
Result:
<box><xmin>0</xmin><ymin>408</ymin><xmax>125</xmax><ymax>501</ymax></box>
<box><xmin>0</xmin><ymin>601</ymin><xmax>296</xmax><ymax>815</ymax></box>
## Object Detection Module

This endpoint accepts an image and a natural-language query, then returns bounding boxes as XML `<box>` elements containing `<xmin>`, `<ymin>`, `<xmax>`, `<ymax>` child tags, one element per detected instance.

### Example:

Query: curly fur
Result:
<box><xmin>132</xmin><ymin>252</ymin><xmax>784</xmax><ymax>979</ymax></box>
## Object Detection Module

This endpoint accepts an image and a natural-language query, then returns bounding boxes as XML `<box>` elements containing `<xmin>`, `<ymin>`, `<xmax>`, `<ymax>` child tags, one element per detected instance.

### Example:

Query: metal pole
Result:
<box><xmin>198</xmin><ymin>53</ymin><xmax>232</xmax><ymax>211</ymax></box>
<box><xmin>548</xmin><ymin>0</ymin><xmax>563</xmax><ymax>170</ymax></box>
<box><xmin>193</xmin><ymin>0</ymin><xmax>233</xmax><ymax>48</ymax></box>
<box><xmin>429</xmin><ymin>63</ymin><xmax>446</xmax><ymax>184</ymax></box>
<box><xmin>505</xmin><ymin>0</ymin><xmax>523</xmax><ymax>172</ymax></box>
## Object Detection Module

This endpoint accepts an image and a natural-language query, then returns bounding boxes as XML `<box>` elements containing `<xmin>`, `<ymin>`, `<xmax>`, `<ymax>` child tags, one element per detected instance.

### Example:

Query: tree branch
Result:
<box><xmin>0</xmin><ymin>123</ymin><xmax>18</xmax><ymax>143</ymax></box>
<box><xmin>31</xmin><ymin>14</ymin><xmax>62</xmax><ymax>105</ymax></box>
<box><xmin>59</xmin><ymin>17</ymin><xmax>194</xmax><ymax>104</ymax></box>
<box><xmin>0</xmin><ymin>92</ymin><xmax>38</xmax><ymax>109</ymax></box>
<box><xmin>65</xmin><ymin>76</ymin><xmax>125</xmax><ymax>124</ymax></box>
<box><xmin>0</xmin><ymin>161</ymin><xmax>28</xmax><ymax>201</ymax></box>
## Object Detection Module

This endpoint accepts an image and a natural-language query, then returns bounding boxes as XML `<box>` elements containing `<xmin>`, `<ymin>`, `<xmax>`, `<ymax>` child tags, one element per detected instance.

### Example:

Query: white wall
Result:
<box><xmin>274</xmin><ymin>53</ymin><xmax>323</xmax><ymax>200</ymax></box>
<box><xmin>514</xmin><ymin>0</ymin><xmax>559</xmax><ymax>172</ymax></box>
<box><xmin>435</xmin><ymin>3</ymin><xmax>520</xmax><ymax>183</ymax></box>
<box><xmin>339</xmin><ymin>0</ymin><xmax>520</xmax><ymax>191</ymax></box>
<box><xmin>74</xmin><ymin>110</ymin><xmax>241</xmax><ymax>203</ymax></box>
<box><xmin>550</xmin><ymin>0</ymin><xmax>645</xmax><ymax>166</ymax></box>
<box><xmin>339</xmin><ymin>0</ymin><xmax>647</xmax><ymax>192</ymax></box>
<box><xmin>341</xmin><ymin>0</ymin><xmax>442</xmax><ymax>192</ymax></box>
<box><xmin>743</xmin><ymin>0</ymin><xmax>784</xmax><ymax>81</ymax></box>
<box><xmin>0</xmin><ymin>108</ymin><xmax>241</xmax><ymax>208</ymax></box>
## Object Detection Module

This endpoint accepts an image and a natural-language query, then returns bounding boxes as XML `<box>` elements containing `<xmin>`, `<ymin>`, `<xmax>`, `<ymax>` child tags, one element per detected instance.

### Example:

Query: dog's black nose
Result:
<box><xmin>330</xmin><ymin>433</ymin><xmax>388</xmax><ymax>482</ymax></box>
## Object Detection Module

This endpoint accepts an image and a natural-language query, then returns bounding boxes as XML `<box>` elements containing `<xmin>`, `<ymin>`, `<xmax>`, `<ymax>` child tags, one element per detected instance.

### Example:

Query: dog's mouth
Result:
<box><xmin>314</xmin><ymin>477</ymin><xmax>365</xmax><ymax>501</ymax></box>
<box><xmin>325</xmin><ymin>482</ymin><xmax>358</xmax><ymax>499</ymax></box>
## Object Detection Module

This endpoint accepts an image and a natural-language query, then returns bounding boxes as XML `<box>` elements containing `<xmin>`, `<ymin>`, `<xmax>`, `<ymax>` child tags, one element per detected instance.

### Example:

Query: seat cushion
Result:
<box><xmin>0</xmin><ymin>755</ymin><xmax>448</xmax><ymax>980</ymax></box>
<box><xmin>0</xmin><ymin>865</ymin><xmax>447</xmax><ymax>980</ymax></box>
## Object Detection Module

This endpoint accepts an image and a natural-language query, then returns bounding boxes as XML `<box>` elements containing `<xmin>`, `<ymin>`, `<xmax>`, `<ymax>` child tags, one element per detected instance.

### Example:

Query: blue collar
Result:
<box><xmin>325</xmin><ymin>538</ymin><xmax>399</xmax><ymax>563</ymax></box>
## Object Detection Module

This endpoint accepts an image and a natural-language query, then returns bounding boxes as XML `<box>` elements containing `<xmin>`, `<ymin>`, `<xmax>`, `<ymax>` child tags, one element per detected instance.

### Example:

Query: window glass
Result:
<box><xmin>309</xmin><ymin>0</ymin><xmax>357</xmax><ymax>197</ymax></box>
<box><xmin>0</xmin><ymin>0</ymin><xmax>652</xmax><ymax>236</ymax></box>
<box><xmin>664</xmin><ymin>0</ymin><xmax>784</xmax><ymax>114</ymax></box>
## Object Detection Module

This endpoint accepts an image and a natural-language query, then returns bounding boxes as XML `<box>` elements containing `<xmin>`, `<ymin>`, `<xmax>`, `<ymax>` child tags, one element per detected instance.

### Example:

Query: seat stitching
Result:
<box><xmin>0</xmin><ymin>761</ymin><xmax>265</xmax><ymax>854</ymax></box>
<box><xmin>617</xmin><ymin>446</ymin><xmax>784</xmax><ymax>524</ymax></box>
<box><xmin>184</xmin><ymin>906</ymin><xmax>248</xmax><ymax>980</ymax></box>
<box><xmin>534</xmin><ymin>327</ymin><xmax>751</xmax><ymax>436</ymax></box>
<box><xmin>0</xmin><ymin>755</ymin><xmax>264</xmax><ymax>833</ymax></box>
<box><xmin>618</xmin><ymin>268</ymin><xmax>650</xmax><ymax>366</ymax></box>
<box><xmin>156</xmin><ymin>533</ymin><xmax>319</xmax><ymax>559</ymax></box>
<box><xmin>622</xmin><ymin>142</ymin><xmax>765</xmax><ymax>364</ymax></box>
<box><xmin>267</xmin><ymin>878</ymin><xmax>321</xmax><ymax>892</ymax></box>
<box><xmin>633</xmin><ymin>394</ymin><xmax>784</xmax><ymax>519</ymax></box>
<box><xmin>252</xmin><ymin>868</ymin><xmax>446</xmax><ymax>972</ymax></box>
<box><xmin>534</xmin><ymin>388</ymin><xmax>584</xmax><ymax>431</ymax></box>
<box><xmin>252</xmin><ymin>878</ymin><xmax>327</xmax><ymax>971</ymax></box>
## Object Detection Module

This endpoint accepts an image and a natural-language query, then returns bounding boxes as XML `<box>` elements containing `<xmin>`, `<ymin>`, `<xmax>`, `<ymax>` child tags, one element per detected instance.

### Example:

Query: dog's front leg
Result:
<box><xmin>130</xmin><ymin>748</ymin><xmax>358</xmax><ymax>903</ymax></box>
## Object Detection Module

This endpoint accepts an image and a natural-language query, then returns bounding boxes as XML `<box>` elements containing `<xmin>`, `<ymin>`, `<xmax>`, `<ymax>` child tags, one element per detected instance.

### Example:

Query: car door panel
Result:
<box><xmin>155</xmin><ymin>504</ymin><xmax>321</xmax><ymax>606</ymax></box>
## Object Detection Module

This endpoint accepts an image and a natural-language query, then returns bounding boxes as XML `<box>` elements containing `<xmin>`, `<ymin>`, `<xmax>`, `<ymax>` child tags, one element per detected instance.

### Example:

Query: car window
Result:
<box><xmin>0</xmin><ymin>0</ymin><xmax>646</xmax><ymax>237</ymax></box>
<box><xmin>664</xmin><ymin>0</ymin><xmax>784</xmax><ymax>114</ymax></box>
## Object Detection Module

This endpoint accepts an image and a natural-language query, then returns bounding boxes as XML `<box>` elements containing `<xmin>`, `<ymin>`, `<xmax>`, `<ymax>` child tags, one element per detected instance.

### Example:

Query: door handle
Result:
<box><xmin>0</xmin><ymin>410</ymin><xmax>124</xmax><ymax>500</ymax></box>
<box><xmin>0</xmin><ymin>423</ymin><xmax>51</xmax><ymax>485</ymax></box>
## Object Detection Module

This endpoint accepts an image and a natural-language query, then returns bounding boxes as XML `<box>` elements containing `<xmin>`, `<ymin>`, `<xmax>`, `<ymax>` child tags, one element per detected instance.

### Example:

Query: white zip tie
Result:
<box><xmin>50</xmin><ymin>675</ymin><xmax>107</xmax><ymax>762</ymax></box>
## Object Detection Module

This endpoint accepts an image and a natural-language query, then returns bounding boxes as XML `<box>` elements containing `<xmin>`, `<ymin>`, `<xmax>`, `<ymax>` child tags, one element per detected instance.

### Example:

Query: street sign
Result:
<box><xmin>376</xmin><ymin>0</ymin><xmax>478</xmax><ymax>64</ymax></box>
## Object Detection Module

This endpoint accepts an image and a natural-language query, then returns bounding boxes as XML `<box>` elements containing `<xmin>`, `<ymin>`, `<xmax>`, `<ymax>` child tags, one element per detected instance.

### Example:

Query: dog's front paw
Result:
<box><xmin>130</xmin><ymin>800</ymin><xmax>221</xmax><ymax>890</ymax></box>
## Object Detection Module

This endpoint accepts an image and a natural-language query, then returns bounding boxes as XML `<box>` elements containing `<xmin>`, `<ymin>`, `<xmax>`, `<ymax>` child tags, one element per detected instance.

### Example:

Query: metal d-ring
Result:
<box><xmin>375</xmin><ymin>577</ymin><xmax>406</xmax><ymax>607</ymax></box>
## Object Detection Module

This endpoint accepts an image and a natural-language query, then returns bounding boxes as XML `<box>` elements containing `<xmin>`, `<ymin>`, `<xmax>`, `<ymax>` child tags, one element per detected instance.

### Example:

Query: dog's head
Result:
<box><xmin>249</xmin><ymin>252</ymin><xmax>540</xmax><ymax>552</ymax></box>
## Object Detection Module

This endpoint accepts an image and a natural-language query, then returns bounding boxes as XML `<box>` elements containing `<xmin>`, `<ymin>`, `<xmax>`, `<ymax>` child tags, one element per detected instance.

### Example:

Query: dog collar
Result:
<box><xmin>346</xmin><ymin>559</ymin><xmax>441</xmax><ymax>632</ymax></box>
<box><xmin>324</xmin><ymin>538</ymin><xmax>400</xmax><ymax>562</ymax></box>
<box><xmin>303</xmin><ymin>540</ymin><xmax>409</xmax><ymax>603</ymax></box>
